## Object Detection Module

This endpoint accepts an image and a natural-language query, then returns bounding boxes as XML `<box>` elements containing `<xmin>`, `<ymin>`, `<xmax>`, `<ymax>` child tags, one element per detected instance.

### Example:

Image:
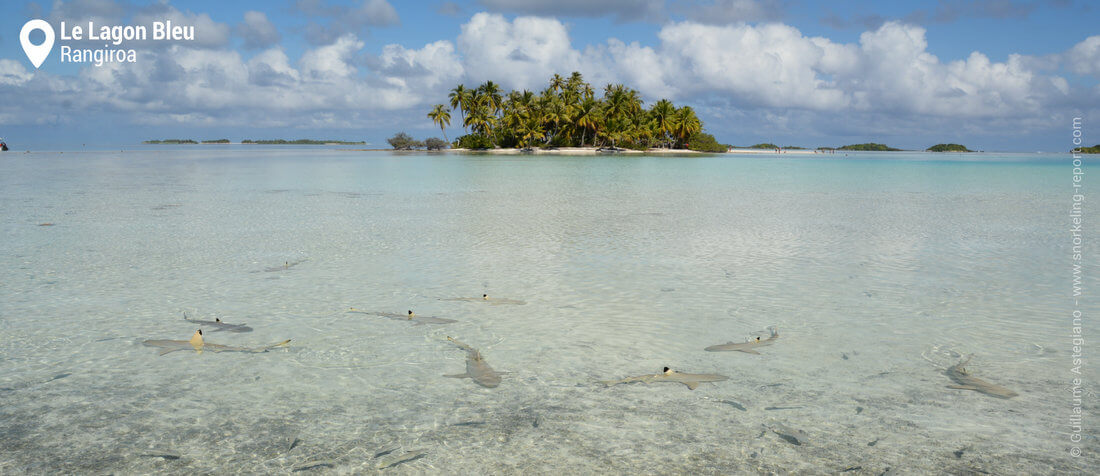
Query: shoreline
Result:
<box><xmin>342</xmin><ymin>147</ymin><xmax>707</xmax><ymax>155</ymax></box>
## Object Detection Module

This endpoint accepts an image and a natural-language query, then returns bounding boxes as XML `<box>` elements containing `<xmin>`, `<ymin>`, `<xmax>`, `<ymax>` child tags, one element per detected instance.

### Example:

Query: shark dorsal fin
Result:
<box><xmin>189</xmin><ymin>330</ymin><xmax>204</xmax><ymax>352</ymax></box>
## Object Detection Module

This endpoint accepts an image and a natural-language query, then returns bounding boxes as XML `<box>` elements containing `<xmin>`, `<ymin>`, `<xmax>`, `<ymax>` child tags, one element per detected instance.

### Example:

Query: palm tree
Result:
<box><xmin>516</xmin><ymin>115</ymin><xmax>545</xmax><ymax>148</ymax></box>
<box><xmin>650</xmin><ymin>99</ymin><xmax>676</xmax><ymax>148</ymax></box>
<box><xmin>672</xmin><ymin>106</ymin><xmax>701</xmax><ymax>148</ymax></box>
<box><xmin>477</xmin><ymin>81</ymin><xmax>503</xmax><ymax>115</ymax></box>
<box><xmin>549</xmin><ymin>73</ymin><xmax>566</xmax><ymax>93</ymax></box>
<box><xmin>427</xmin><ymin>104</ymin><xmax>451</xmax><ymax>142</ymax></box>
<box><xmin>573</xmin><ymin>98</ymin><xmax>600</xmax><ymax>147</ymax></box>
<box><xmin>465</xmin><ymin>98</ymin><xmax>496</xmax><ymax>137</ymax></box>
<box><xmin>448</xmin><ymin>85</ymin><xmax>470</xmax><ymax>132</ymax></box>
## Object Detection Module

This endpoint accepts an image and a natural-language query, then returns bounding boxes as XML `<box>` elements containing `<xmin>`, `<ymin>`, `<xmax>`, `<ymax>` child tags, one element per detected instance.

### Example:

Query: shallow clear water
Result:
<box><xmin>1</xmin><ymin>149</ymin><xmax>1096</xmax><ymax>474</ymax></box>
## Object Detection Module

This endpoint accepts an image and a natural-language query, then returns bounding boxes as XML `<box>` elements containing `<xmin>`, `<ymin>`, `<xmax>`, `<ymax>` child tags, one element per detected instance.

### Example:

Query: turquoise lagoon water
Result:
<box><xmin>0</xmin><ymin>149</ymin><xmax>1096</xmax><ymax>474</ymax></box>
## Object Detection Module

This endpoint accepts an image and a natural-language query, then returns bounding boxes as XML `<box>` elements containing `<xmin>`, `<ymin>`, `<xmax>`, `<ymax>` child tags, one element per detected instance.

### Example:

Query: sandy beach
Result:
<box><xmin>446</xmin><ymin>146</ymin><xmax>704</xmax><ymax>156</ymax></box>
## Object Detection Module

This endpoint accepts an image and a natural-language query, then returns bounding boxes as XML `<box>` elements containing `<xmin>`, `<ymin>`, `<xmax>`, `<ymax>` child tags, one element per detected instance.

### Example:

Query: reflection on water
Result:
<box><xmin>0</xmin><ymin>150</ymin><xmax>1096</xmax><ymax>473</ymax></box>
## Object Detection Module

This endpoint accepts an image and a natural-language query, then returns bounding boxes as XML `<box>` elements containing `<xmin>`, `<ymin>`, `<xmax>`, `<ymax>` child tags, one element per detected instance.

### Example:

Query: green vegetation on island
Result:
<box><xmin>202</xmin><ymin>139</ymin><xmax>231</xmax><ymax>144</ymax></box>
<box><xmin>387</xmin><ymin>132</ymin><xmax>448</xmax><ymax>150</ymax></box>
<box><xmin>427</xmin><ymin>72</ymin><xmax>729</xmax><ymax>152</ymax></box>
<box><xmin>1075</xmin><ymin>144</ymin><xmax>1100</xmax><ymax>154</ymax></box>
<box><xmin>241</xmin><ymin>139</ymin><xmax>365</xmax><ymax>145</ymax></box>
<box><xmin>144</xmin><ymin>139</ymin><xmax>197</xmax><ymax>144</ymax></box>
<box><xmin>748</xmin><ymin>143</ymin><xmax>779</xmax><ymax>149</ymax></box>
<box><xmin>926</xmin><ymin>143</ymin><xmax>972</xmax><ymax>152</ymax></box>
<box><xmin>837</xmin><ymin>143</ymin><xmax>902</xmax><ymax>151</ymax></box>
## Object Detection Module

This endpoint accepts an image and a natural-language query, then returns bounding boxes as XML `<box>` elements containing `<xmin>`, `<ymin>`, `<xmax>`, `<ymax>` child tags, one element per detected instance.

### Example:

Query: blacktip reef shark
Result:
<box><xmin>441</xmin><ymin>294</ymin><xmax>527</xmax><ymax>305</ymax></box>
<box><xmin>142</xmin><ymin>330</ymin><xmax>290</xmax><ymax>356</ymax></box>
<box><xmin>258</xmin><ymin>258</ymin><xmax>308</xmax><ymax>273</ymax></box>
<box><xmin>600</xmin><ymin>367</ymin><xmax>729</xmax><ymax>390</ymax></box>
<box><xmin>182</xmin><ymin>313</ymin><xmax>253</xmax><ymax>333</ymax></box>
<box><xmin>348</xmin><ymin>308</ymin><xmax>457</xmax><ymax>325</ymax></box>
<box><xmin>705</xmin><ymin>327</ymin><xmax>779</xmax><ymax>354</ymax></box>
<box><xmin>945</xmin><ymin>355</ymin><xmax>1019</xmax><ymax>399</ymax></box>
<box><xmin>444</xmin><ymin>336</ymin><xmax>503</xmax><ymax>388</ymax></box>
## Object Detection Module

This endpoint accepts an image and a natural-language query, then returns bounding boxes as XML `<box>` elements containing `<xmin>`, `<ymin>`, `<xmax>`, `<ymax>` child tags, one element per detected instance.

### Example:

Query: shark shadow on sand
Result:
<box><xmin>441</xmin><ymin>294</ymin><xmax>526</xmax><ymax>305</ymax></box>
<box><xmin>252</xmin><ymin>259</ymin><xmax>309</xmax><ymax>273</ymax></box>
<box><xmin>705</xmin><ymin>327</ymin><xmax>779</xmax><ymax>354</ymax></box>
<box><xmin>182</xmin><ymin>313</ymin><xmax>252</xmax><ymax>333</ymax></box>
<box><xmin>601</xmin><ymin>367</ymin><xmax>729</xmax><ymax>390</ymax></box>
<box><xmin>348</xmin><ymin>308</ymin><xmax>457</xmax><ymax>325</ymax></box>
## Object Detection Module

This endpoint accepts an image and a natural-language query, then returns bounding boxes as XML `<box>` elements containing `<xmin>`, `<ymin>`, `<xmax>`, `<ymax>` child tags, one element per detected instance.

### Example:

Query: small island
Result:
<box><xmin>423</xmin><ymin>72</ymin><xmax>729</xmax><ymax>153</ymax></box>
<box><xmin>837</xmin><ymin>143</ymin><xmax>902</xmax><ymax>151</ymax></box>
<box><xmin>143</xmin><ymin>139</ymin><xmax>197</xmax><ymax>144</ymax></box>
<box><xmin>748</xmin><ymin>143</ymin><xmax>780</xmax><ymax>149</ymax></box>
<box><xmin>927</xmin><ymin>143</ymin><xmax>973</xmax><ymax>152</ymax></box>
<box><xmin>202</xmin><ymin>139</ymin><xmax>231</xmax><ymax>144</ymax></box>
<box><xmin>1075</xmin><ymin>144</ymin><xmax>1100</xmax><ymax>154</ymax></box>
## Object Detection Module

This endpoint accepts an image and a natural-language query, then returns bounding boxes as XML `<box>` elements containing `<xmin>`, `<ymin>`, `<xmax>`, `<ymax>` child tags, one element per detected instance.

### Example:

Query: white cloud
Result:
<box><xmin>300</xmin><ymin>34</ymin><xmax>365</xmax><ymax>80</ymax></box>
<box><xmin>457</xmin><ymin>13</ymin><xmax>584</xmax><ymax>90</ymax></box>
<box><xmin>238</xmin><ymin>11</ymin><xmax>281</xmax><ymax>50</ymax></box>
<box><xmin>132</xmin><ymin>5</ymin><xmax>232</xmax><ymax>49</ymax></box>
<box><xmin>0</xmin><ymin>60</ymin><xmax>34</xmax><ymax>86</ymax></box>
<box><xmin>1064</xmin><ymin>35</ymin><xmax>1100</xmax><ymax>76</ymax></box>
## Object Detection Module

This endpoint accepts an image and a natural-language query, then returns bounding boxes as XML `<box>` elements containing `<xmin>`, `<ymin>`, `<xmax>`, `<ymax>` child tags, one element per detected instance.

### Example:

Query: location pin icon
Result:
<box><xmin>20</xmin><ymin>19</ymin><xmax>55</xmax><ymax>69</ymax></box>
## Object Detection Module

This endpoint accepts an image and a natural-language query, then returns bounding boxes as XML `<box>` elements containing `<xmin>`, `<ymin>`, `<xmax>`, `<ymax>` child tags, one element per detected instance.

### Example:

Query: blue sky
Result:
<box><xmin>0</xmin><ymin>0</ymin><xmax>1097</xmax><ymax>150</ymax></box>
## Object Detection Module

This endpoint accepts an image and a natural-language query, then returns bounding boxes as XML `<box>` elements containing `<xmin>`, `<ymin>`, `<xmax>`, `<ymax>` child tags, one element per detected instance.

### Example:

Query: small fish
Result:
<box><xmin>945</xmin><ymin>355</ymin><xmax>1018</xmax><ymax>399</ymax></box>
<box><xmin>349</xmin><ymin>308</ymin><xmax>456</xmax><ymax>325</ymax></box>
<box><xmin>601</xmin><ymin>367</ymin><xmax>729</xmax><ymax>390</ymax></box>
<box><xmin>143</xmin><ymin>330</ymin><xmax>290</xmax><ymax>355</ymax></box>
<box><xmin>182</xmin><ymin>313</ymin><xmax>253</xmax><ymax>333</ymax></box>
<box><xmin>292</xmin><ymin>461</ymin><xmax>334</xmax><ymax>472</ymax></box>
<box><xmin>721</xmin><ymin>397</ymin><xmax>748</xmax><ymax>408</ymax></box>
<box><xmin>765</xmin><ymin>423</ymin><xmax>808</xmax><ymax>446</ymax></box>
<box><xmin>764</xmin><ymin>406</ymin><xmax>803</xmax><ymax>411</ymax></box>
<box><xmin>373</xmin><ymin>447</ymin><xmax>397</xmax><ymax>459</ymax></box>
<box><xmin>441</xmin><ymin>294</ymin><xmax>526</xmax><ymax>305</ymax></box>
<box><xmin>444</xmin><ymin>337</ymin><xmax>502</xmax><ymax>388</ymax></box>
<box><xmin>376</xmin><ymin>451</ymin><xmax>427</xmax><ymax>469</ymax></box>
<box><xmin>139</xmin><ymin>452</ymin><xmax>181</xmax><ymax>461</ymax></box>
<box><xmin>705</xmin><ymin>327</ymin><xmax>779</xmax><ymax>354</ymax></box>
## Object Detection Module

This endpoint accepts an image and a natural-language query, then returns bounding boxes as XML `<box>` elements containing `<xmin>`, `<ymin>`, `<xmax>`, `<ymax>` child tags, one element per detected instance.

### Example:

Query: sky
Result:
<box><xmin>0</xmin><ymin>0</ymin><xmax>1097</xmax><ymax>151</ymax></box>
